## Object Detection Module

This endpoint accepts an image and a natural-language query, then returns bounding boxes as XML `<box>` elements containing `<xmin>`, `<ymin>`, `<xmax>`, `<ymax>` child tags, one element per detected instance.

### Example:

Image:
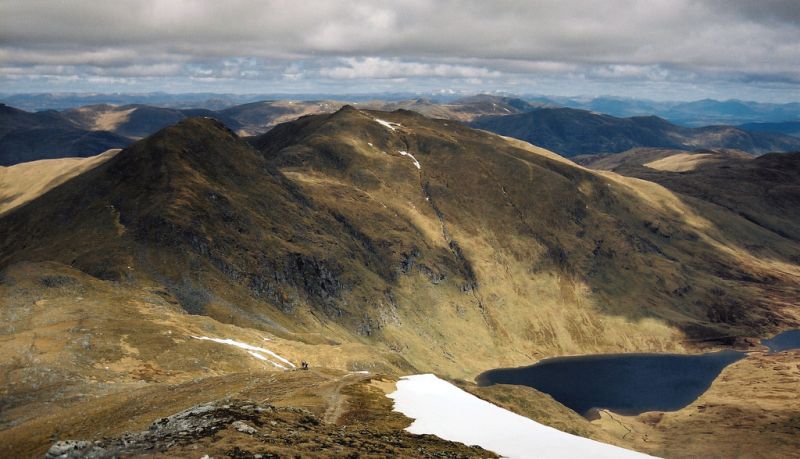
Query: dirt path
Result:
<box><xmin>323</xmin><ymin>372</ymin><xmax>372</xmax><ymax>424</ymax></box>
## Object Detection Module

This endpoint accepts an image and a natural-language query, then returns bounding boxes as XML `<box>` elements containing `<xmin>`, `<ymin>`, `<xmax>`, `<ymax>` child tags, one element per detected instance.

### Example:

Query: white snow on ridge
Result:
<box><xmin>375</xmin><ymin>118</ymin><xmax>402</xmax><ymax>131</ymax></box>
<box><xmin>388</xmin><ymin>374</ymin><xmax>657</xmax><ymax>459</ymax></box>
<box><xmin>191</xmin><ymin>336</ymin><xmax>295</xmax><ymax>369</ymax></box>
<box><xmin>398</xmin><ymin>150</ymin><xmax>421</xmax><ymax>169</ymax></box>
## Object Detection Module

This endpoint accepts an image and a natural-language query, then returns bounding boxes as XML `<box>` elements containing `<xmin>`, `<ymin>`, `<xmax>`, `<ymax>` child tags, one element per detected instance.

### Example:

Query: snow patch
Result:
<box><xmin>398</xmin><ymin>151</ymin><xmax>421</xmax><ymax>169</ymax></box>
<box><xmin>388</xmin><ymin>374</ymin><xmax>657</xmax><ymax>459</ymax></box>
<box><xmin>246</xmin><ymin>351</ymin><xmax>285</xmax><ymax>368</ymax></box>
<box><xmin>247</xmin><ymin>350</ymin><xmax>268</xmax><ymax>361</ymax></box>
<box><xmin>191</xmin><ymin>336</ymin><xmax>295</xmax><ymax>369</ymax></box>
<box><xmin>375</xmin><ymin>118</ymin><xmax>402</xmax><ymax>131</ymax></box>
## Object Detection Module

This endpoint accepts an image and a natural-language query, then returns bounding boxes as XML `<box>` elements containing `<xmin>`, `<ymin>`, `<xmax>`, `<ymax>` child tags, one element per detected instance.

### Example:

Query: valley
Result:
<box><xmin>1</xmin><ymin>106</ymin><xmax>798</xmax><ymax>458</ymax></box>
<box><xmin>4</xmin><ymin>1</ymin><xmax>800</xmax><ymax>456</ymax></box>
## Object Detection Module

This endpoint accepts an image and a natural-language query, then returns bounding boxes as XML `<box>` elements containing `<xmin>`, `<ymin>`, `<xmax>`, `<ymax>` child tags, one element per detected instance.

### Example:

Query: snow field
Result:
<box><xmin>388</xmin><ymin>374</ymin><xmax>657</xmax><ymax>459</ymax></box>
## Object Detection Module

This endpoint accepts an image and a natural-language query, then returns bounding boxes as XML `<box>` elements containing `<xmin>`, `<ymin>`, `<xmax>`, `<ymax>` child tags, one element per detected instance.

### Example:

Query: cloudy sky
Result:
<box><xmin>1</xmin><ymin>0</ymin><xmax>799</xmax><ymax>101</ymax></box>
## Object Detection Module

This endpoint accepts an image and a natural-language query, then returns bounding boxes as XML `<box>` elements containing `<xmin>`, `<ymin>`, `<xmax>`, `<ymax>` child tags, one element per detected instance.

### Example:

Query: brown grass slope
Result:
<box><xmin>0</xmin><ymin>149</ymin><xmax>120</xmax><ymax>216</ymax></box>
<box><xmin>580</xmin><ymin>148</ymin><xmax>800</xmax><ymax>242</ymax></box>
<box><xmin>0</xmin><ymin>261</ymin><xmax>477</xmax><ymax>459</ymax></box>
<box><xmin>2</xmin><ymin>108</ymin><xmax>799</xmax><ymax>380</ymax></box>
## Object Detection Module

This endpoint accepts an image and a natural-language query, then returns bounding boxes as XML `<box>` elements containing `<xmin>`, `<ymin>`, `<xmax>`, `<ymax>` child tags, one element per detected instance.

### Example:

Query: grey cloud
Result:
<box><xmin>0</xmin><ymin>0</ymin><xmax>798</xmax><ymax>99</ymax></box>
<box><xmin>712</xmin><ymin>0</ymin><xmax>800</xmax><ymax>25</ymax></box>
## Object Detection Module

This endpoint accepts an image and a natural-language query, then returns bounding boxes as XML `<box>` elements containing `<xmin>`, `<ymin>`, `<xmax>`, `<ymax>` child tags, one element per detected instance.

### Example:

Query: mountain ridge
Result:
<box><xmin>5</xmin><ymin>99</ymin><xmax>800</xmax><ymax>166</ymax></box>
<box><xmin>470</xmin><ymin>107</ymin><xmax>800</xmax><ymax>157</ymax></box>
<box><xmin>3</xmin><ymin>110</ymin><xmax>798</xmax><ymax>376</ymax></box>
<box><xmin>2</xmin><ymin>109</ymin><xmax>800</xmax><ymax>458</ymax></box>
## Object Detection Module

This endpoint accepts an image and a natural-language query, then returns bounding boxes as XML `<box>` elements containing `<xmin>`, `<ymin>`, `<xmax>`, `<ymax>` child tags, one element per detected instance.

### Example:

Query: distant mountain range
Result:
<box><xmin>2</xmin><ymin>95</ymin><xmax>799</xmax><ymax>165</ymax></box>
<box><xmin>4</xmin><ymin>92</ymin><xmax>799</xmax><ymax>127</ymax></box>
<box><xmin>0</xmin><ymin>96</ymin><xmax>537</xmax><ymax>165</ymax></box>
<box><xmin>0</xmin><ymin>91</ymin><xmax>466</xmax><ymax>112</ymax></box>
<box><xmin>737</xmin><ymin>121</ymin><xmax>800</xmax><ymax>138</ymax></box>
<box><xmin>470</xmin><ymin>107</ymin><xmax>800</xmax><ymax>157</ymax></box>
<box><xmin>0</xmin><ymin>92</ymin><xmax>259</xmax><ymax>112</ymax></box>
<box><xmin>528</xmin><ymin>96</ymin><xmax>800</xmax><ymax>127</ymax></box>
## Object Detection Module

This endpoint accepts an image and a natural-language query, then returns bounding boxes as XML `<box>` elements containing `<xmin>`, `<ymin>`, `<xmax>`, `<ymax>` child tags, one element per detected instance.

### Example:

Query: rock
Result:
<box><xmin>232</xmin><ymin>420</ymin><xmax>258</xmax><ymax>435</ymax></box>
<box><xmin>45</xmin><ymin>440</ymin><xmax>104</xmax><ymax>459</ymax></box>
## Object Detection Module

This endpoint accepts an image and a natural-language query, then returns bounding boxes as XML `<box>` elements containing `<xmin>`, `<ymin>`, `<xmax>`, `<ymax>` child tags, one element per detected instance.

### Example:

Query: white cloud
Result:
<box><xmin>319</xmin><ymin>57</ymin><xmax>500</xmax><ymax>80</ymax></box>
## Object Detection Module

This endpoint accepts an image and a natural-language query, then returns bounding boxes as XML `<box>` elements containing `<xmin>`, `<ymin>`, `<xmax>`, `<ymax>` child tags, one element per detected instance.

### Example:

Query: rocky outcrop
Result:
<box><xmin>46</xmin><ymin>399</ymin><xmax>494</xmax><ymax>459</ymax></box>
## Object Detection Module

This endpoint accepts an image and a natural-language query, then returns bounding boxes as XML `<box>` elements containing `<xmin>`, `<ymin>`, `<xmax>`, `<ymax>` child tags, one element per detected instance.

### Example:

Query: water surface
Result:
<box><xmin>477</xmin><ymin>329</ymin><xmax>800</xmax><ymax>417</ymax></box>
<box><xmin>477</xmin><ymin>350</ymin><xmax>745</xmax><ymax>416</ymax></box>
<box><xmin>762</xmin><ymin>329</ymin><xmax>800</xmax><ymax>353</ymax></box>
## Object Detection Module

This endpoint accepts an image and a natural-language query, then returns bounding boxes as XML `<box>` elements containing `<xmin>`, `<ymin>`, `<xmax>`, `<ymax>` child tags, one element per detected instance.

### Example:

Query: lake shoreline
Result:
<box><xmin>476</xmin><ymin>329</ymin><xmax>800</xmax><ymax>417</ymax></box>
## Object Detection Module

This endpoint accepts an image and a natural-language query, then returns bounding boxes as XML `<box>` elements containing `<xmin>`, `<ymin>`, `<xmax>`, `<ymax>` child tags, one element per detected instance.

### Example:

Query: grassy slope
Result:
<box><xmin>2</xmin><ymin>111</ymin><xmax>799</xmax><ymax>378</ymax></box>
<box><xmin>0</xmin><ymin>149</ymin><xmax>120</xmax><ymax>215</ymax></box>
<box><xmin>581</xmin><ymin>148</ymin><xmax>800</xmax><ymax>242</ymax></box>
<box><xmin>1</xmin><ymin>109</ymin><xmax>799</xmax><ymax>456</ymax></box>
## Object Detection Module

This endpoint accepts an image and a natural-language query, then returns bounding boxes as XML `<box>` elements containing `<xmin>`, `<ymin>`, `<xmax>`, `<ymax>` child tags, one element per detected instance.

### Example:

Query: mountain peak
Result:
<box><xmin>110</xmin><ymin>116</ymin><xmax>258</xmax><ymax>179</ymax></box>
<box><xmin>336</xmin><ymin>104</ymin><xmax>359</xmax><ymax>113</ymax></box>
<box><xmin>128</xmin><ymin>116</ymin><xmax>240</xmax><ymax>153</ymax></box>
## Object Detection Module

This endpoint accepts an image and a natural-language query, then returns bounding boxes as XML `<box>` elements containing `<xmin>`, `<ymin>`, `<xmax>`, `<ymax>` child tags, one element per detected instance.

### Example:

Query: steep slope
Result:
<box><xmin>3</xmin><ymin>109</ymin><xmax>799</xmax><ymax>378</ymax></box>
<box><xmin>470</xmin><ymin>107</ymin><xmax>800</xmax><ymax>156</ymax></box>
<box><xmin>0</xmin><ymin>104</ymin><xmax>131</xmax><ymax>165</ymax></box>
<box><xmin>0</xmin><ymin>148</ymin><xmax>120</xmax><ymax>215</ymax></box>
<box><xmin>3</xmin><ymin>109</ymin><xmax>800</xmax><ymax>457</ymax></box>
<box><xmin>579</xmin><ymin>148</ymin><xmax>800</xmax><ymax>241</ymax></box>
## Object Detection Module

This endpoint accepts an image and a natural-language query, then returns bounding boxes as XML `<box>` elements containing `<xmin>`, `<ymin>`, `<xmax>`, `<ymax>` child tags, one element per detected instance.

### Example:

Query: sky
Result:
<box><xmin>1</xmin><ymin>0</ymin><xmax>799</xmax><ymax>102</ymax></box>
